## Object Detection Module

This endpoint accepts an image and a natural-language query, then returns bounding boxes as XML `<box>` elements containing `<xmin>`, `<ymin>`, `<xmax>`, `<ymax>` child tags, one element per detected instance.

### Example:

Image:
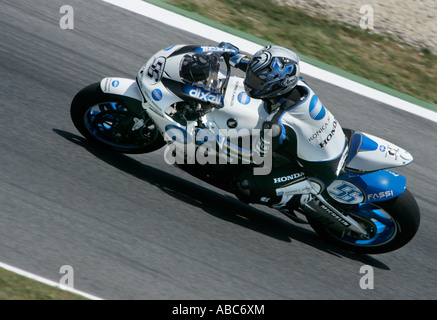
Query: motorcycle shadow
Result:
<box><xmin>53</xmin><ymin>129</ymin><xmax>390</xmax><ymax>269</ymax></box>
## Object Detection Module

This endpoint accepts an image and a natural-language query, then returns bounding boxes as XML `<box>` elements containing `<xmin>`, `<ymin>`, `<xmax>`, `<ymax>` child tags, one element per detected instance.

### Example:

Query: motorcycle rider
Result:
<box><xmin>223</xmin><ymin>43</ymin><xmax>348</xmax><ymax>213</ymax></box>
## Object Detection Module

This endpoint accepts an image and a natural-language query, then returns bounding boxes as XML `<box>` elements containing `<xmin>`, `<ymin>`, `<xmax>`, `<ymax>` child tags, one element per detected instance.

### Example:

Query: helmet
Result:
<box><xmin>244</xmin><ymin>46</ymin><xmax>300</xmax><ymax>99</ymax></box>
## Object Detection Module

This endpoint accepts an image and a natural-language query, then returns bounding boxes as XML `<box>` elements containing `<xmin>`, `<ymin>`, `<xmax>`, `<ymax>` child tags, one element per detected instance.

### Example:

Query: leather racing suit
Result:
<box><xmin>234</xmin><ymin>76</ymin><xmax>348</xmax><ymax>208</ymax></box>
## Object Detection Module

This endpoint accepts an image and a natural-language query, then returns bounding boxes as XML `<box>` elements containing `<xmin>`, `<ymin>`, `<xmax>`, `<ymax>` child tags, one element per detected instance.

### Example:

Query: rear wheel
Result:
<box><xmin>70</xmin><ymin>83</ymin><xmax>165</xmax><ymax>153</ymax></box>
<box><xmin>307</xmin><ymin>188</ymin><xmax>420</xmax><ymax>254</ymax></box>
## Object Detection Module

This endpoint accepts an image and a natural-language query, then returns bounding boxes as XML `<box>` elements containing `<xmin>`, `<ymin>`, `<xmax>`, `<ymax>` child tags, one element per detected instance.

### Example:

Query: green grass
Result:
<box><xmin>0</xmin><ymin>267</ymin><xmax>88</xmax><ymax>300</ymax></box>
<box><xmin>154</xmin><ymin>0</ymin><xmax>437</xmax><ymax>109</ymax></box>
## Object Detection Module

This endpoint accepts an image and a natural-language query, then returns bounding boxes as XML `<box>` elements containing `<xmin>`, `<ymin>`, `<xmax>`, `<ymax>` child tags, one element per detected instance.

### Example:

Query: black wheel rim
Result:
<box><xmin>83</xmin><ymin>102</ymin><xmax>158</xmax><ymax>150</ymax></box>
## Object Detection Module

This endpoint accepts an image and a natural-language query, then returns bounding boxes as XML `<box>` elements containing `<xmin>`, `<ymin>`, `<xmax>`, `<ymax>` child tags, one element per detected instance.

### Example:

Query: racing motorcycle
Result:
<box><xmin>70</xmin><ymin>44</ymin><xmax>420</xmax><ymax>254</ymax></box>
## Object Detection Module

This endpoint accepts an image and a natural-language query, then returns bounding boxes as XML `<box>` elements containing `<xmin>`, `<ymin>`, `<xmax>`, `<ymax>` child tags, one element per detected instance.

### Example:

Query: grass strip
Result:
<box><xmin>150</xmin><ymin>0</ymin><xmax>437</xmax><ymax>110</ymax></box>
<box><xmin>0</xmin><ymin>267</ymin><xmax>88</xmax><ymax>300</ymax></box>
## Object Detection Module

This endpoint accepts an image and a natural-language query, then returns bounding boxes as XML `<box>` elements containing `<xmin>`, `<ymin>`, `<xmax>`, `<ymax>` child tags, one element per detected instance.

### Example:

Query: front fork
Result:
<box><xmin>302</xmin><ymin>194</ymin><xmax>370</xmax><ymax>239</ymax></box>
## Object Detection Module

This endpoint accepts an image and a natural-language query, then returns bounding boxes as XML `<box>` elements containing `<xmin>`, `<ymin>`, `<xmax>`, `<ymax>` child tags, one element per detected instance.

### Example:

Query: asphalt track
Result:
<box><xmin>1</xmin><ymin>0</ymin><xmax>437</xmax><ymax>300</ymax></box>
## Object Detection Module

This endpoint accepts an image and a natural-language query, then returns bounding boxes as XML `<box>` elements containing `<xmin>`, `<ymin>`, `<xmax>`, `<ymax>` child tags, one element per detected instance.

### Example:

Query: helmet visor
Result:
<box><xmin>244</xmin><ymin>68</ymin><xmax>266</xmax><ymax>92</ymax></box>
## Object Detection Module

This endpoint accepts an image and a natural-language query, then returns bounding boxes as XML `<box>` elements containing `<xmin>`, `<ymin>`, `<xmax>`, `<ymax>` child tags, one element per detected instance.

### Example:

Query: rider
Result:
<box><xmin>222</xmin><ymin>43</ymin><xmax>348</xmax><ymax>212</ymax></box>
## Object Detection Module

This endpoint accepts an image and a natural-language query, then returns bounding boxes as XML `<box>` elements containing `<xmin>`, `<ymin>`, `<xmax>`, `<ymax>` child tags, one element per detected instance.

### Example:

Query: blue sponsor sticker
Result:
<box><xmin>309</xmin><ymin>95</ymin><xmax>326</xmax><ymax>120</ymax></box>
<box><xmin>152</xmin><ymin>89</ymin><xmax>162</xmax><ymax>101</ymax></box>
<box><xmin>112</xmin><ymin>80</ymin><xmax>120</xmax><ymax>87</ymax></box>
<box><xmin>237</xmin><ymin>92</ymin><xmax>251</xmax><ymax>105</ymax></box>
<box><xmin>183</xmin><ymin>84</ymin><xmax>224</xmax><ymax>106</ymax></box>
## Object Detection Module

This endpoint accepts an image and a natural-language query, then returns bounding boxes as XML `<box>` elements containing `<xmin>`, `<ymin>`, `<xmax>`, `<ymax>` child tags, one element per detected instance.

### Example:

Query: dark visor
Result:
<box><xmin>244</xmin><ymin>68</ymin><xmax>266</xmax><ymax>91</ymax></box>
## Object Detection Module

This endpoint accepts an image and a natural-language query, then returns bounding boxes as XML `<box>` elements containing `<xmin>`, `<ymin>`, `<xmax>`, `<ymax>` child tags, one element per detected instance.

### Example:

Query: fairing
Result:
<box><xmin>346</xmin><ymin>132</ymin><xmax>413</xmax><ymax>172</ymax></box>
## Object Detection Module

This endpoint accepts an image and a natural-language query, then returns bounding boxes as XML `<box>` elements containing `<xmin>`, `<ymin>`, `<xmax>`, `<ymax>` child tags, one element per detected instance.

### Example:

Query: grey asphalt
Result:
<box><xmin>1</xmin><ymin>0</ymin><xmax>436</xmax><ymax>299</ymax></box>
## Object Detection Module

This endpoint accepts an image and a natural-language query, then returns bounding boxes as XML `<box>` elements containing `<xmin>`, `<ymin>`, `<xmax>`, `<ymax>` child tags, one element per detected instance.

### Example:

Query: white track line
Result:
<box><xmin>103</xmin><ymin>0</ymin><xmax>437</xmax><ymax>123</ymax></box>
<box><xmin>0</xmin><ymin>262</ymin><xmax>103</xmax><ymax>300</ymax></box>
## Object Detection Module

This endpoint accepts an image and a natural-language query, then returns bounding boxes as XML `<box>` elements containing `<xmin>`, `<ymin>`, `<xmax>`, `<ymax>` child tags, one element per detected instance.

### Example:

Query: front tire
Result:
<box><xmin>70</xmin><ymin>82</ymin><xmax>165</xmax><ymax>154</ymax></box>
<box><xmin>308</xmin><ymin>188</ymin><xmax>420</xmax><ymax>254</ymax></box>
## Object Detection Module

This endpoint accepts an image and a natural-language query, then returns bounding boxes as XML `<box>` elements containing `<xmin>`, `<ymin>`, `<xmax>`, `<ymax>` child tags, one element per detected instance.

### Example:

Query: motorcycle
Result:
<box><xmin>70</xmin><ymin>43</ymin><xmax>420</xmax><ymax>254</ymax></box>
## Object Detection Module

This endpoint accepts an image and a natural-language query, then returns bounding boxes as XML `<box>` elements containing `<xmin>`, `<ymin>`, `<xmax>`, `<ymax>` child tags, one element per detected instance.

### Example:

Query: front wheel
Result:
<box><xmin>70</xmin><ymin>82</ymin><xmax>165</xmax><ymax>154</ymax></box>
<box><xmin>307</xmin><ymin>188</ymin><xmax>420</xmax><ymax>254</ymax></box>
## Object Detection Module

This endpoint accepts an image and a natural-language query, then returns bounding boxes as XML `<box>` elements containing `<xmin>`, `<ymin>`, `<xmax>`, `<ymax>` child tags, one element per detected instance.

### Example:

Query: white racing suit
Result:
<box><xmin>235</xmin><ymin>79</ymin><xmax>348</xmax><ymax>209</ymax></box>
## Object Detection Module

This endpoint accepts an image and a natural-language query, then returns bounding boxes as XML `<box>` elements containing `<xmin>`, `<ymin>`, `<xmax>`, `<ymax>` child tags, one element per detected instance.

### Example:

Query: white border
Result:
<box><xmin>103</xmin><ymin>0</ymin><xmax>437</xmax><ymax>123</ymax></box>
<box><xmin>0</xmin><ymin>262</ymin><xmax>103</xmax><ymax>300</ymax></box>
<box><xmin>3</xmin><ymin>0</ymin><xmax>435</xmax><ymax>300</ymax></box>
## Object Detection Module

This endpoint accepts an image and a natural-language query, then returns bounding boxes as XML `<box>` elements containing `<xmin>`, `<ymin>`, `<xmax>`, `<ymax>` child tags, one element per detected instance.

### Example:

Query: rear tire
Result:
<box><xmin>70</xmin><ymin>82</ymin><xmax>165</xmax><ymax>154</ymax></box>
<box><xmin>308</xmin><ymin>188</ymin><xmax>420</xmax><ymax>254</ymax></box>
